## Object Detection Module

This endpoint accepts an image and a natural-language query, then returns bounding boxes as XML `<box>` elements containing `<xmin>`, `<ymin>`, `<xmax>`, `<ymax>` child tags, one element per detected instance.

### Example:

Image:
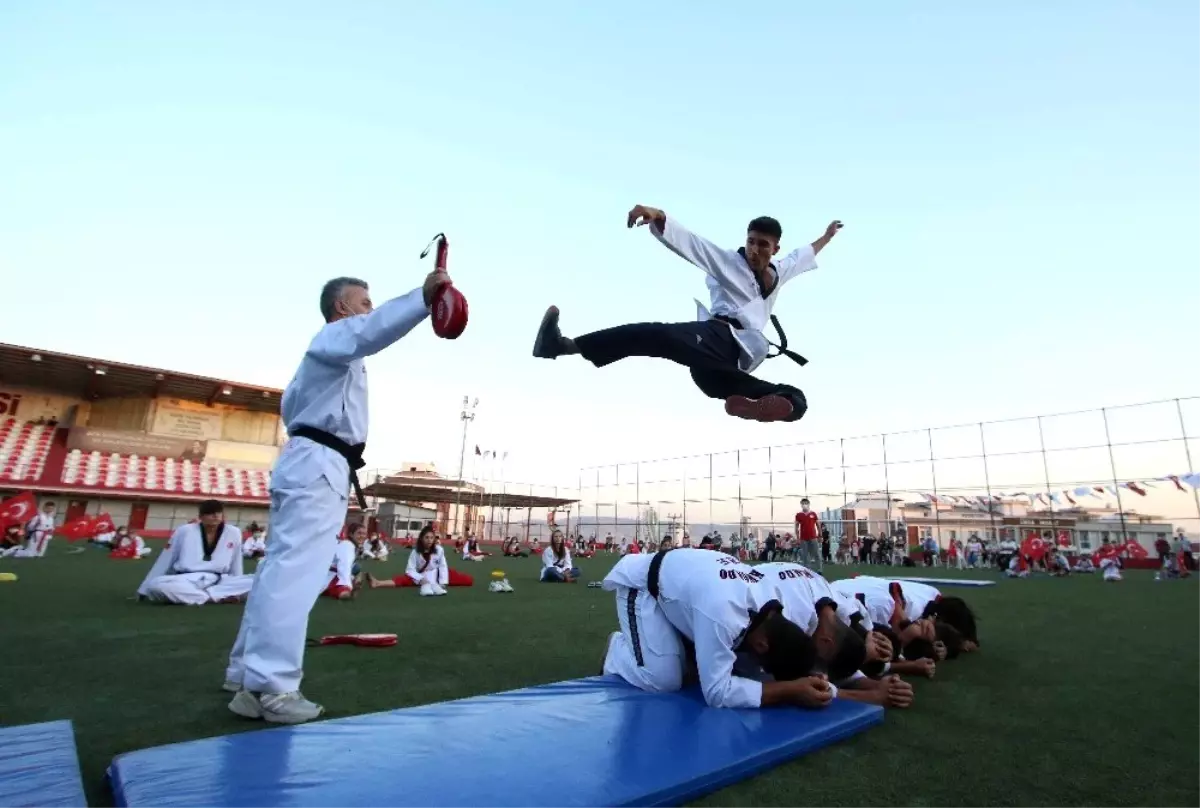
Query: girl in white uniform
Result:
<box><xmin>1100</xmin><ymin>556</ymin><xmax>1123</xmax><ymax>582</ymax></box>
<box><xmin>367</xmin><ymin>526</ymin><xmax>475</xmax><ymax>594</ymax></box>
<box><xmin>540</xmin><ymin>530</ymin><xmax>580</xmax><ymax>582</ymax></box>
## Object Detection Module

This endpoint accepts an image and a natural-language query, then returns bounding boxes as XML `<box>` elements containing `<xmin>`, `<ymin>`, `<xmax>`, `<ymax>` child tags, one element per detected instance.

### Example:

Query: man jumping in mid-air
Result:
<box><xmin>532</xmin><ymin>205</ymin><xmax>842</xmax><ymax>423</ymax></box>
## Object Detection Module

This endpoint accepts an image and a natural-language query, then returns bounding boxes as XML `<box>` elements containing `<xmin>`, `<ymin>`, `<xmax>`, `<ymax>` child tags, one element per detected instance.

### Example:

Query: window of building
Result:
<box><xmin>1079</xmin><ymin>530</ymin><xmax>1091</xmax><ymax>550</ymax></box>
<box><xmin>856</xmin><ymin>520</ymin><xmax>869</xmax><ymax>537</ymax></box>
<box><xmin>1100</xmin><ymin>531</ymin><xmax>1110</xmax><ymax>543</ymax></box>
<box><xmin>949</xmin><ymin>530</ymin><xmax>958</xmax><ymax>541</ymax></box>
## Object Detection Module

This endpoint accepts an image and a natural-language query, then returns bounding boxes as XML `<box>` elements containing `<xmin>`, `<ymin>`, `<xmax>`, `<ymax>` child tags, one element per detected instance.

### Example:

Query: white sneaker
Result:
<box><xmin>431</xmin><ymin>582</ymin><xmax>447</xmax><ymax>596</ymax></box>
<box><xmin>227</xmin><ymin>689</ymin><xmax>264</xmax><ymax>719</ymax></box>
<box><xmin>500</xmin><ymin>578</ymin><xmax>515</xmax><ymax>593</ymax></box>
<box><xmin>488</xmin><ymin>581</ymin><xmax>503</xmax><ymax>593</ymax></box>
<box><xmin>259</xmin><ymin>691</ymin><xmax>325</xmax><ymax>724</ymax></box>
<box><xmin>222</xmin><ymin>680</ymin><xmax>242</xmax><ymax>693</ymax></box>
<box><xmin>228</xmin><ymin>690</ymin><xmax>324</xmax><ymax>724</ymax></box>
<box><xmin>419</xmin><ymin>582</ymin><xmax>435</xmax><ymax>597</ymax></box>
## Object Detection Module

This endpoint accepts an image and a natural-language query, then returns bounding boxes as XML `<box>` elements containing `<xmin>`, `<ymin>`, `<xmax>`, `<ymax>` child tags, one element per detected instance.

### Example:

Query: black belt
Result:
<box><xmin>712</xmin><ymin>314</ymin><xmax>808</xmax><ymax>367</ymax></box>
<box><xmin>647</xmin><ymin>547</ymin><xmax>675</xmax><ymax>599</ymax></box>
<box><xmin>290</xmin><ymin>426</ymin><xmax>368</xmax><ymax>509</ymax></box>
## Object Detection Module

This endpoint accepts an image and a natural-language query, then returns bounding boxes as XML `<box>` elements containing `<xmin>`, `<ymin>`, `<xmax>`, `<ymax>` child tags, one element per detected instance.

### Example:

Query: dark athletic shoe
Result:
<box><xmin>532</xmin><ymin>306</ymin><xmax>565</xmax><ymax>359</ymax></box>
<box><xmin>725</xmin><ymin>395</ymin><xmax>794</xmax><ymax>423</ymax></box>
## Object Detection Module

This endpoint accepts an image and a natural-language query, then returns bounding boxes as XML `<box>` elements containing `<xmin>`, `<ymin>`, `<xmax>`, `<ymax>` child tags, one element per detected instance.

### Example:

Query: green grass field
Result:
<box><xmin>1</xmin><ymin>547</ymin><xmax>1197</xmax><ymax>807</ymax></box>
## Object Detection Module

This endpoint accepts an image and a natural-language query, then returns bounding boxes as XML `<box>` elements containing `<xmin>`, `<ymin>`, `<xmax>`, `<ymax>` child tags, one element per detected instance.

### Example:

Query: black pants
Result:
<box><xmin>574</xmin><ymin>320</ymin><xmax>806</xmax><ymax>421</ymax></box>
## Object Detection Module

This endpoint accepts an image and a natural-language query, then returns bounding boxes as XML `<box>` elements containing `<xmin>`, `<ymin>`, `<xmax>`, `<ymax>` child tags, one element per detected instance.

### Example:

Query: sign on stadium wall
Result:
<box><xmin>0</xmin><ymin>386</ymin><xmax>79</xmax><ymax>422</ymax></box>
<box><xmin>67</xmin><ymin>427</ymin><xmax>208</xmax><ymax>461</ymax></box>
<box><xmin>150</xmin><ymin>400</ymin><xmax>224</xmax><ymax>441</ymax></box>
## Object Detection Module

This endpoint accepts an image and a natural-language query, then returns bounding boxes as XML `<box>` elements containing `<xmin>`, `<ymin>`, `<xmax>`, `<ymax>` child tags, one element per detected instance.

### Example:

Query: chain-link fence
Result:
<box><xmin>575</xmin><ymin>396</ymin><xmax>1200</xmax><ymax>555</ymax></box>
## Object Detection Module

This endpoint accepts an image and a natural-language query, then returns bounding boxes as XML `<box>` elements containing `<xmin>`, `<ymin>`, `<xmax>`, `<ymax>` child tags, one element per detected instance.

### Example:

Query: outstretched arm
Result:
<box><xmin>306</xmin><ymin>289</ymin><xmax>430</xmax><ymax>365</ymax></box>
<box><xmin>627</xmin><ymin>204</ymin><xmax>748</xmax><ymax>294</ymax></box>
<box><xmin>810</xmin><ymin>220</ymin><xmax>843</xmax><ymax>255</ymax></box>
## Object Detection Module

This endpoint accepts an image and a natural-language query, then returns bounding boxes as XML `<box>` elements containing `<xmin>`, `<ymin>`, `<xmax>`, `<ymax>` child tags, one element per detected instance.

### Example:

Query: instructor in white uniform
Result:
<box><xmin>224</xmin><ymin>268</ymin><xmax>451</xmax><ymax>724</ymax></box>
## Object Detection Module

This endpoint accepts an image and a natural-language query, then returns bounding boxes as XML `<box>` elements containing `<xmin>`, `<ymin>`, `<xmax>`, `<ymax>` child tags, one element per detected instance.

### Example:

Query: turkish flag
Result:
<box><xmin>0</xmin><ymin>491</ymin><xmax>37</xmax><ymax>531</ymax></box>
<box><xmin>109</xmin><ymin>542</ymin><xmax>138</xmax><ymax>559</ymax></box>
<box><xmin>60</xmin><ymin>516</ymin><xmax>98</xmax><ymax>542</ymax></box>
<box><xmin>1020</xmin><ymin>536</ymin><xmax>1047</xmax><ymax>560</ymax></box>
<box><xmin>1125</xmin><ymin>482</ymin><xmax>1147</xmax><ymax>496</ymax></box>
<box><xmin>93</xmin><ymin>512</ymin><xmax>115</xmax><ymax>535</ymax></box>
<box><xmin>1093</xmin><ymin>543</ymin><xmax>1120</xmax><ymax>565</ymax></box>
<box><xmin>1056</xmin><ymin>531</ymin><xmax>1072</xmax><ymax>548</ymax></box>
<box><xmin>1122</xmin><ymin>540</ymin><xmax>1148</xmax><ymax>560</ymax></box>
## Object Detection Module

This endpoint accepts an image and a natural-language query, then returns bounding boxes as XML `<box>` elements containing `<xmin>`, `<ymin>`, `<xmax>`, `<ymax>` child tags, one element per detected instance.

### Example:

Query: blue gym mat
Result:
<box><xmin>0</xmin><ymin>720</ymin><xmax>88</xmax><ymax>807</ymax></box>
<box><xmin>894</xmin><ymin>577</ymin><xmax>996</xmax><ymax>587</ymax></box>
<box><xmin>110</xmin><ymin>675</ymin><xmax>882</xmax><ymax>807</ymax></box>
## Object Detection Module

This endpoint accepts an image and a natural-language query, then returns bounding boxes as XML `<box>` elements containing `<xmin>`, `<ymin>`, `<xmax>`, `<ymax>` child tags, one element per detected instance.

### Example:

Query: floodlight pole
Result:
<box><xmin>454</xmin><ymin>396</ymin><xmax>478</xmax><ymax>537</ymax></box>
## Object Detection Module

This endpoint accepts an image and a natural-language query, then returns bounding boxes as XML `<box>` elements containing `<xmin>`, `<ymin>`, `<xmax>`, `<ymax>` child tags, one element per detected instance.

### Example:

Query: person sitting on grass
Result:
<box><xmin>137</xmin><ymin>500</ymin><xmax>254</xmax><ymax>605</ymax></box>
<box><xmin>366</xmin><ymin>525</ymin><xmax>474</xmax><ymax>596</ymax></box>
<box><xmin>109</xmin><ymin>528</ymin><xmax>151</xmax><ymax>559</ymax></box>
<box><xmin>242</xmin><ymin>527</ymin><xmax>267</xmax><ymax>559</ymax></box>
<box><xmin>503</xmin><ymin>537</ymin><xmax>529</xmax><ymax>558</ymax></box>
<box><xmin>321</xmin><ymin>524</ymin><xmax>364</xmax><ymax>600</ymax></box>
<box><xmin>1006</xmin><ymin>553</ymin><xmax>1031</xmax><ymax>578</ymax></box>
<box><xmin>360</xmin><ymin>533</ymin><xmax>390</xmax><ymax>562</ymax></box>
<box><xmin>462</xmin><ymin>535</ymin><xmax>488</xmax><ymax>562</ymax></box>
<box><xmin>1046</xmin><ymin>549</ymin><xmax>1071</xmax><ymax>577</ymax></box>
<box><xmin>1100</xmin><ymin>555</ymin><xmax>1123</xmax><ymax>582</ymax></box>
<box><xmin>541</xmin><ymin>530</ymin><xmax>581</xmax><ymax>583</ymax></box>
<box><xmin>1073</xmin><ymin>555</ymin><xmax>1095</xmax><ymax>573</ymax></box>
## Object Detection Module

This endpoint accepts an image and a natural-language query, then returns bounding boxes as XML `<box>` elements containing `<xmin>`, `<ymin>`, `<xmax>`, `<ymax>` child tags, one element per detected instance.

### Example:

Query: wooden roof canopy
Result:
<box><xmin>0</xmin><ymin>343</ymin><xmax>283</xmax><ymax>414</ymax></box>
<box><xmin>362</xmin><ymin>478</ymin><xmax>577</xmax><ymax>510</ymax></box>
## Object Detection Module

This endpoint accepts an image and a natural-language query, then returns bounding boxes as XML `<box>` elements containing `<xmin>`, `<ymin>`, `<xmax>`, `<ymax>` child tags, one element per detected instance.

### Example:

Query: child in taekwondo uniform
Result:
<box><xmin>753</xmin><ymin>561</ymin><xmax>914</xmax><ymax>708</ymax></box>
<box><xmin>366</xmin><ymin>526</ymin><xmax>474</xmax><ymax>595</ymax></box>
<box><xmin>601</xmin><ymin>548</ymin><xmax>836</xmax><ymax>710</ymax></box>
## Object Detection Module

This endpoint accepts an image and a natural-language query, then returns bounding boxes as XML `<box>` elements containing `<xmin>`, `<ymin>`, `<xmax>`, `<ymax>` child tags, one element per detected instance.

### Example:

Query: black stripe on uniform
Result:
<box><xmin>627</xmin><ymin>588</ymin><xmax>645</xmax><ymax>667</ymax></box>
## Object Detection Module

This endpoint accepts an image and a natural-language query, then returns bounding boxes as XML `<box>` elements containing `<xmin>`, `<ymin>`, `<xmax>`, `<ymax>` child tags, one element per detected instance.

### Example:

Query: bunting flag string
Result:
<box><xmin>909</xmin><ymin>474</ymin><xmax>1199</xmax><ymax>511</ymax></box>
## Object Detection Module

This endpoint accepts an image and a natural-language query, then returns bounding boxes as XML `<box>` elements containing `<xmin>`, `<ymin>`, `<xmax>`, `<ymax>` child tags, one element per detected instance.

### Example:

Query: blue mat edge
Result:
<box><xmin>108</xmin><ymin>677</ymin><xmax>884</xmax><ymax>808</ymax></box>
<box><xmin>634</xmin><ymin>702</ymin><xmax>884</xmax><ymax>807</ymax></box>
<box><xmin>0</xmin><ymin>719</ymin><xmax>89</xmax><ymax>808</ymax></box>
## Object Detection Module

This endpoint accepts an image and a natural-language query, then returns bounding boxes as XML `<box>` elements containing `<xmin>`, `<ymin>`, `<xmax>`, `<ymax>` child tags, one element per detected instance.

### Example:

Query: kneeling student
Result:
<box><xmin>601</xmin><ymin>547</ymin><xmax>835</xmax><ymax>710</ymax></box>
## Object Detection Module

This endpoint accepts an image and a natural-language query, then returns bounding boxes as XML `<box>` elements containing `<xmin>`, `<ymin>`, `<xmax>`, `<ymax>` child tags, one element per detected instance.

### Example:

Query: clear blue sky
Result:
<box><xmin>2</xmin><ymin>1</ymin><xmax>1197</xmax><ymax>497</ymax></box>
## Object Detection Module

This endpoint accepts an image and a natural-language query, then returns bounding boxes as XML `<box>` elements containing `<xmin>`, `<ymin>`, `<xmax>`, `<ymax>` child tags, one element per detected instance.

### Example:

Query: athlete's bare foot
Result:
<box><xmin>724</xmin><ymin>395</ymin><xmax>793</xmax><ymax>423</ymax></box>
<box><xmin>366</xmin><ymin>573</ymin><xmax>383</xmax><ymax>589</ymax></box>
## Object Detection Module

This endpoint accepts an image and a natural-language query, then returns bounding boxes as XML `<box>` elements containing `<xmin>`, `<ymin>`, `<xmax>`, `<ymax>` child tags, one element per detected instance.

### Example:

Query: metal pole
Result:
<box><xmin>840</xmin><ymin>438</ymin><xmax>848</xmax><ymax>538</ymax></box>
<box><xmin>883</xmin><ymin>434</ymin><xmax>892</xmax><ymax>542</ymax></box>
<box><xmin>979</xmin><ymin>422</ymin><xmax>999</xmax><ymax>545</ymax></box>
<box><xmin>737</xmin><ymin>449</ymin><xmax>744</xmax><ymax>539</ymax></box>
<box><xmin>594</xmin><ymin>468</ymin><xmax>600</xmax><ymax>543</ymax></box>
<box><xmin>768</xmin><ymin>446</ymin><xmax>775</xmax><ymax>534</ymax></box>
<box><xmin>1037</xmin><ymin>416</ymin><xmax>1057</xmax><ymax>551</ymax></box>
<box><xmin>453</xmin><ymin>396</ymin><xmax>477</xmax><ymax>538</ymax></box>
<box><xmin>1100</xmin><ymin>407</ymin><xmax>1129</xmax><ymax>544</ymax></box>
<box><xmin>636</xmin><ymin>462</ymin><xmax>641</xmax><ymax>543</ymax></box>
<box><xmin>614</xmin><ymin>464</ymin><xmax>620</xmax><ymax>544</ymax></box>
<box><xmin>1175</xmin><ymin>398</ymin><xmax>1200</xmax><ymax>530</ymax></box>
<box><xmin>928</xmin><ymin>428</ymin><xmax>942</xmax><ymax>552</ymax></box>
<box><xmin>708</xmin><ymin>453</ymin><xmax>714</xmax><ymax>537</ymax></box>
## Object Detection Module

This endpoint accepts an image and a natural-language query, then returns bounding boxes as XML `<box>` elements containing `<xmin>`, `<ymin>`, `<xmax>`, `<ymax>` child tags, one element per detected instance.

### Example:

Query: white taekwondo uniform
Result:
<box><xmin>225</xmin><ymin>288</ymin><xmax>429</xmax><ymax>695</ymax></box>
<box><xmin>757</xmin><ymin>562</ymin><xmax>868</xmax><ymax>631</ymax></box>
<box><xmin>2</xmin><ymin>511</ymin><xmax>57</xmax><ymax>557</ymax></box>
<box><xmin>406</xmin><ymin>545</ymin><xmax>449</xmax><ymax>587</ymax></box>
<box><xmin>138</xmin><ymin>522</ymin><xmax>254</xmax><ymax>605</ymax></box>
<box><xmin>831</xmin><ymin>576</ymin><xmax>942</xmax><ymax>627</ymax></box>
<box><xmin>325</xmin><ymin>539</ymin><xmax>356</xmax><ymax>592</ymax></box>
<box><xmin>602</xmin><ymin>548</ymin><xmax>786</xmax><ymax>709</ymax></box>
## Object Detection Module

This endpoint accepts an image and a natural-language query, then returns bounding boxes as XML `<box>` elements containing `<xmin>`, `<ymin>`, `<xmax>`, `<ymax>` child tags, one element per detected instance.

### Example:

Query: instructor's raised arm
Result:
<box><xmin>307</xmin><ymin>272</ymin><xmax>450</xmax><ymax>365</ymax></box>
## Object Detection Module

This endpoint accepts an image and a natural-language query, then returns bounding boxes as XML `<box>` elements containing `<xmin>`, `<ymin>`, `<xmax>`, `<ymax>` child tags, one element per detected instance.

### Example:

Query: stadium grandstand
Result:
<box><xmin>0</xmin><ymin>342</ymin><xmax>578</xmax><ymax>543</ymax></box>
<box><xmin>0</xmin><ymin>342</ymin><xmax>281</xmax><ymax>538</ymax></box>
